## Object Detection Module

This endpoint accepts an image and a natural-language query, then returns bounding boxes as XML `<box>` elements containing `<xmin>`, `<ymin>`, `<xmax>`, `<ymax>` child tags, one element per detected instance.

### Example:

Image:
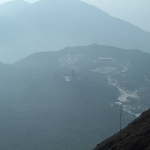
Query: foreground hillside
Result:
<box><xmin>94</xmin><ymin>109</ymin><xmax>150</xmax><ymax>150</ymax></box>
<box><xmin>0</xmin><ymin>45</ymin><xmax>150</xmax><ymax>149</ymax></box>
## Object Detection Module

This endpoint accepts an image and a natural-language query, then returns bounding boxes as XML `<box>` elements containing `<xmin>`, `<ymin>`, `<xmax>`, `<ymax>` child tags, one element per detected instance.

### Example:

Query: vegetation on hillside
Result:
<box><xmin>94</xmin><ymin>109</ymin><xmax>150</xmax><ymax>150</ymax></box>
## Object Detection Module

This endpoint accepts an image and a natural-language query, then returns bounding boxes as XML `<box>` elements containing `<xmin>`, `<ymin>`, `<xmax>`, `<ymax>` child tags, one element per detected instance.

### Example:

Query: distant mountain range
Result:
<box><xmin>0</xmin><ymin>0</ymin><xmax>150</xmax><ymax>63</ymax></box>
<box><xmin>0</xmin><ymin>0</ymin><xmax>31</xmax><ymax>17</ymax></box>
<box><xmin>94</xmin><ymin>108</ymin><xmax>150</xmax><ymax>150</ymax></box>
<box><xmin>0</xmin><ymin>44</ymin><xmax>150</xmax><ymax>149</ymax></box>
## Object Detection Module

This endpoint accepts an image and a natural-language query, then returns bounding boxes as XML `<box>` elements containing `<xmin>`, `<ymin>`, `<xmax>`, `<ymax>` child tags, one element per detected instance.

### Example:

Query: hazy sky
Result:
<box><xmin>0</xmin><ymin>0</ymin><xmax>38</xmax><ymax>3</ymax></box>
<box><xmin>0</xmin><ymin>0</ymin><xmax>149</xmax><ymax>32</ymax></box>
<box><xmin>82</xmin><ymin>0</ymin><xmax>150</xmax><ymax>32</ymax></box>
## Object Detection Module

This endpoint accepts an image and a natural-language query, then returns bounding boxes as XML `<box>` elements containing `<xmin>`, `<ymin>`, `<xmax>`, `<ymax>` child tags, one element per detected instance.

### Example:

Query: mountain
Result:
<box><xmin>0</xmin><ymin>14</ymin><xmax>33</xmax><ymax>63</ymax></box>
<box><xmin>0</xmin><ymin>15</ymin><xmax>18</xmax><ymax>45</ymax></box>
<box><xmin>0</xmin><ymin>0</ymin><xmax>31</xmax><ymax>17</ymax></box>
<box><xmin>14</xmin><ymin>44</ymin><xmax>150</xmax><ymax>107</ymax></box>
<box><xmin>0</xmin><ymin>44</ymin><xmax>146</xmax><ymax>149</ymax></box>
<box><xmin>93</xmin><ymin>108</ymin><xmax>150</xmax><ymax>150</ymax></box>
<box><xmin>0</xmin><ymin>0</ymin><xmax>150</xmax><ymax>63</ymax></box>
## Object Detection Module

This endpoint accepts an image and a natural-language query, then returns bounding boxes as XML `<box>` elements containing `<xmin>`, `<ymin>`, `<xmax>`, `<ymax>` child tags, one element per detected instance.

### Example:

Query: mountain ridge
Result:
<box><xmin>0</xmin><ymin>0</ymin><xmax>150</xmax><ymax>63</ymax></box>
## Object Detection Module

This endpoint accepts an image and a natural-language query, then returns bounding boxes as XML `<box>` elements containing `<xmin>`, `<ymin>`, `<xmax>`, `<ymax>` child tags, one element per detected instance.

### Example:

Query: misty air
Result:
<box><xmin>0</xmin><ymin>0</ymin><xmax>150</xmax><ymax>150</ymax></box>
